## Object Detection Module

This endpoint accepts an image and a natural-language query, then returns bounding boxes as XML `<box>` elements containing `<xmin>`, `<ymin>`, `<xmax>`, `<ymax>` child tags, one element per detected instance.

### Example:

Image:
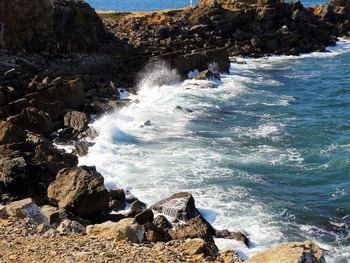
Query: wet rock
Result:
<box><xmin>150</xmin><ymin>192</ymin><xmax>200</xmax><ymax>221</ymax></box>
<box><xmin>47</xmin><ymin>166</ymin><xmax>109</xmax><ymax>218</ymax></box>
<box><xmin>108</xmin><ymin>188</ymin><xmax>126</xmax><ymax>212</ymax></box>
<box><xmin>56</xmin><ymin>219</ymin><xmax>86</xmax><ymax>235</ymax></box>
<box><xmin>173</xmin><ymin>106</ymin><xmax>193</xmax><ymax>113</ymax></box>
<box><xmin>144</xmin><ymin>120</ymin><xmax>152</xmax><ymax>126</ymax></box>
<box><xmin>194</xmin><ymin>69</ymin><xmax>221</xmax><ymax>82</ymax></box>
<box><xmin>86</xmin><ymin>218</ymin><xmax>145</xmax><ymax>243</ymax></box>
<box><xmin>109</xmin><ymin>200</ymin><xmax>125</xmax><ymax>212</ymax></box>
<box><xmin>246</xmin><ymin>241</ymin><xmax>325</xmax><ymax>263</ymax></box>
<box><xmin>64</xmin><ymin>111</ymin><xmax>90</xmax><ymax>132</ymax></box>
<box><xmin>129</xmin><ymin>200</ymin><xmax>147</xmax><ymax>216</ymax></box>
<box><xmin>134</xmin><ymin>209</ymin><xmax>154</xmax><ymax>225</ymax></box>
<box><xmin>215</xmin><ymin>229</ymin><xmax>249</xmax><ymax>246</ymax></box>
<box><xmin>73</xmin><ymin>141</ymin><xmax>93</xmax><ymax>157</ymax></box>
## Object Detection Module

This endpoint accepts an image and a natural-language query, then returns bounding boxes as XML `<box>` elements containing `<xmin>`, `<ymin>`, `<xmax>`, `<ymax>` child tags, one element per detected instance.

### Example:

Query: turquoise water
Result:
<box><xmin>86</xmin><ymin>0</ymin><xmax>326</xmax><ymax>11</ymax></box>
<box><xmin>80</xmin><ymin>40</ymin><xmax>350</xmax><ymax>262</ymax></box>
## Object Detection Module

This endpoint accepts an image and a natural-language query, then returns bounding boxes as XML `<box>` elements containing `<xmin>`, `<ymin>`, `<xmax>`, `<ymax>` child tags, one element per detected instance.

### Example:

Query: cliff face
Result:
<box><xmin>0</xmin><ymin>0</ymin><xmax>110</xmax><ymax>52</ymax></box>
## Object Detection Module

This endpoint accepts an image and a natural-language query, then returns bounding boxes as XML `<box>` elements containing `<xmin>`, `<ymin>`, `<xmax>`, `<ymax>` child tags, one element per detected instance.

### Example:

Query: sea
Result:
<box><xmin>80</xmin><ymin>0</ymin><xmax>350</xmax><ymax>262</ymax></box>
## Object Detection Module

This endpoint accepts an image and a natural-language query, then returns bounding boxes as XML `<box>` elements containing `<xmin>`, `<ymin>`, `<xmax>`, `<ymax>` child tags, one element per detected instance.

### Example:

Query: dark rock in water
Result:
<box><xmin>194</xmin><ymin>69</ymin><xmax>221</xmax><ymax>82</ymax></box>
<box><xmin>109</xmin><ymin>200</ymin><xmax>125</xmax><ymax>212</ymax></box>
<box><xmin>73</xmin><ymin>141</ymin><xmax>94</xmax><ymax>157</ymax></box>
<box><xmin>215</xmin><ymin>229</ymin><xmax>249</xmax><ymax>247</ymax></box>
<box><xmin>129</xmin><ymin>200</ymin><xmax>147</xmax><ymax>216</ymax></box>
<box><xmin>47</xmin><ymin>166</ymin><xmax>109</xmax><ymax>218</ymax></box>
<box><xmin>64</xmin><ymin>111</ymin><xmax>90</xmax><ymax>132</ymax></box>
<box><xmin>144</xmin><ymin>223</ymin><xmax>171</xmax><ymax>242</ymax></box>
<box><xmin>134</xmin><ymin>209</ymin><xmax>154</xmax><ymax>225</ymax></box>
<box><xmin>153</xmin><ymin>215</ymin><xmax>172</xmax><ymax>230</ymax></box>
<box><xmin>109</xmin><ymin>189</ymin><xmax>126</xmax><ymax>212</ymax></box>
<box><xmin>173</xmin><ymin>106</ymin><xmax>193</xmax><ymax>113</ymax></box>
<box><xmin>150</xmin><ymin>192</ymin><xmax>200</xmax><ymax>221</ymax></box>
<box><xmin>144</xmin><ymin>120</ymin><xmax>152</xmax><ymax>126</ymax></box>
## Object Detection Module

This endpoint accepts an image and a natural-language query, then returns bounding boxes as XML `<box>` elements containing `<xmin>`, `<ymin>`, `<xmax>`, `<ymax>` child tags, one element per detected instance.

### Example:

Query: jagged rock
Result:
<box><xmin>73</xmin><ymin>141</ymin><xmax>93</xmax><ymax>157</ymax></box>
<box><xmin>182</xmin><ymin>238</ymin><xmax>217</xmax><ymax>258</ymax></box>
<box><xmin>47</xmin><ymin>166</ymin><xmax>109</xmax><ymax>218</ymax></box>
<box><xmin>215</xmin><ymin>229</ymin><xmax>249</xmax><ymax>246</ymax></box>
<box><xmin>109</xmin><ymin>200</ymin><xmax>125</xmax><ymax>212</ymax></box>
<box><xmin>64</xmin><ymin>111</ymin><xmax>90</xmax><ymax>132</ymax></box>
<box><xmin>246</xmin><ymin>241</ymin><xmax>325</xmax><ymax>263</ymax></box>
<box><xmin>7</xmin><ymin>107</ymin><xmax>53</xmax><ymax>134</ymax></box>
<box><xmin>153</xmin><ymin>215</ymin><xmax>172</xmax><ymax>230</ymax></box>
<box><xmin>173</xmin><ymin>106</ymin><xmax>193</xmax><ymax>113</ymax></box>
<box><xmin>108</xmin><ymin>189</ymin><xmax>126</xmax><ymax>212</ymax></box>
<box><xmin>86</xmin><ymin>218</ymin><xmax>145</xmax><ymax>243</ymax></box>
<box><xmin>217</xmin><ymin>249</ymin><xmax>243</xmax><ymax>263</ymax></box>
<box><xmin>0</xmin><ymin>121</ymin><xmax>26</xmax><ymax>144</ymax></box>
<box><xmin>168</xmin><ymin>215</ymin><xmax>215</xmax><ymax>240</ymax></box>
<box><xmin>56</xmin><ymin>219</ymin><xmax>86</xmax><ymax>235</ymax></box>
<box><xmin>36</xmin><ymin>223</ymin><xmax>51</xmax><ymax>234</ymax></box>
<box><xmin>0</xmin><ymin>154</ymin><xmax>26</xmax><ymax>194</ymax></box>
<box><xmin>134</xmin><ymin>209</ymin><xmax>154</xmax><ymax>225</ymax></box>
<box><xmin>0</xmin><ymin>0</ymin><xmax>111</xmax><ymax>52</ymax></box>
<box><xmin>150</xmin><ymin>192</ymin><xmax>200</xmax><ymax>221</ymax></box>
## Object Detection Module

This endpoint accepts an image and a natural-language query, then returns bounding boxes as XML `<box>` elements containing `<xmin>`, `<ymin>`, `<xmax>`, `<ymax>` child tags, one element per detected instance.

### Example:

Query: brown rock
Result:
<box><xmin>47</xmin><ymin>166</ymin><xmax>109</xmax><ymax>218</ymax></box>
<box><xmin>246</xmin><ymin>241</ymin><xmax>325</xmax><ymax>263</ymax></box>
<box><xmin>134</xmin><ymin>209</ymin><xmax>154</xmax><ymax>225</ymax></box>
<box><xmin>64</xmin><ymin>111</ymin><xmax>90</xmax><ymax>132</ymax></box>
<box><xmin>0</xmin><ymin>121</ymin><xmax>26</xmax><ymax>144</ymax></box>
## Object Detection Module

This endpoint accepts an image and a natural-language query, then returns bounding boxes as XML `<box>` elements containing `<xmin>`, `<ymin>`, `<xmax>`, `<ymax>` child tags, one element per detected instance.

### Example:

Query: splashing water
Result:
<box><xmin>80</xmin><ymin>39</ymin><xmax>350</xmax><ymax>262</ymax></box>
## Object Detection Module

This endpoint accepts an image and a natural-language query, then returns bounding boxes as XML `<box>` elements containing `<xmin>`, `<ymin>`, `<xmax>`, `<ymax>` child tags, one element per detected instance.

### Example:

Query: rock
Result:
<box><xmin>217</xmin><ymin>249</ymin><xmax>242</xmax><ymax>263</ymax></box>
<box><xmin>0</xmin><ymin>121</ymin><xmax>26</xmax><ymax>144</ymax></box>
<box><xmin>56</xmin><ymin>219</ymin><xmax>86</xmax><ymax>235</ymax></box>
<box><xmin>246</xmin><ymin>241</ymin><xmax>325</xmax><ymax>263</ymax></box>
<box><xmin>168</xmin><ymin>215</ymin><xmax>215</xmax><ymax>240</ymax></box>
<box><xmin>0</xmin><ymin>155</ymin><xmax>26</xmax><ymax>194</ymax></box>
<box><xmin>144</xmin><ymin>223</ymin><xmax>171</xmax><ymax>242</ymax></box>
<box><xmin>73</xmin><ymin>141</ymin><xmax>93</xmax><ymax>157</ymax></box>
<box><xmin>194</xmin><ymin>69</ymin><xmax>221</xmax><ymax>82</ymax></box>
<box><xmin>173</xmin><ymin>106</ymin><xmax>193</xmax><ymax>113</ymax></box>
<box><xmin>109</xmin><ymin>189</ymin><xmax>126</xmax><ymax>202</ymax></box>
<box><xmin>134</xmin><ymin>209</ymin><xmax>154</xmax><ymax>225</ymax></box>
<box><xmin>36</xmin><ymin>223</ymin><xmax>51</xmax><ymax>234</ymax></box>
<box><xmin>5</xmin><ymin>198</ymin><xmax>47</xmax><ymax>224</ymax></box>
<box><xmin>215</xmin><ymin>229</ymin><xmax>249</xmax><ymax>246</ymax></box>
<box><xmin>150</xmin><ymin>192</ymin><xmax>200</xmax><ymax>221</ymax></box>
<box><xmin>153</xmin><ymin>215</ymin><xmax>172</xmax><ymax>230</ymax></box>
<box><xmin>144</xmin><ymin>120</ymin><xmax>152</xmax><ymax>126</ymax></box>
<box><xmin>0</xmin><ymin>0</ymin><xmax>110</xmax><ymax>52</ymax></box>
<box><xmin>86</xmin><ymin>218</ymin><xmax>145</xmax><ymax>243</ymax></box>
<box><xmin>63</xmin><ymin>111</ymin><xmax>90</xmax><ymax>132</ymax></box>
<box><xmin>129</xmin><ymin>200</ymin><xmax>147</xmax><ymax>215</ymax></box>
<box><xmin>182</xmin><ymin>238</ymin><xmax>217</xmax><ymax>257</ymax></box>
<box><xmin>40</xmin><ymin>205</ymin><xmax>67</xmax><ymax>225</ymax></box>
<box><xmin>7</xmin><ymin>107</ymin><xmax>53</xmax><ymax>134</ymax></box>
<box><xmin>109</xmin><ymin>200</ymin><xmax>125</xmax><ymax>212</ymax></box>
<box><xmin>47</xmin><ymin>166</ymin><xmax>109</xmax><ymax>218</ymax></box>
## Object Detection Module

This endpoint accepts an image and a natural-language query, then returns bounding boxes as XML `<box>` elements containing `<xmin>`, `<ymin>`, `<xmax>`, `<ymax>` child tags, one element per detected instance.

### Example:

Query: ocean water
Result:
<box><xmin>86</xmin><ymin>0</ymin><xmax>326</xmax><ymax>11</ymax></box>
<box><xmin>79</xmin><ymin>39</ymin><xmax>350</xmax><ymax>262</ymax></box>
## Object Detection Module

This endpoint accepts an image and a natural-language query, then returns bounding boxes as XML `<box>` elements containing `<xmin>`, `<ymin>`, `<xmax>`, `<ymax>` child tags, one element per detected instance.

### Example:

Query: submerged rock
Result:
<box><xmin>194</xmin><ymin>69</ymin><xmax>221</xmax><ymax>82</ymax></box>
<box><xmin>215</xmin><ymin>229</ymin><xmax>249</xmax><ymax>246</ymax></box>
<box><xmin>47</xmin><ymin>166</ymin><xmax>109</xmax><ymax>218</ymax></box>
<box><xmin>150</xmin><ymin>192</ymin><xmax>200</xmax><ymax>221</ymax></box>
<box><xmin>246</xmin><ymin>241</ymin><xmax>325</xmax><ymax>263</ymax></box>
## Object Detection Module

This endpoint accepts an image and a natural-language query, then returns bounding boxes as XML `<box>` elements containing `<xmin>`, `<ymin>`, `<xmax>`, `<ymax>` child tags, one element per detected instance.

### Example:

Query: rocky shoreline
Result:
<box><xmin>1</xmin><ymin>0</ymin><xmax>350</xmax><ymax>262</ymax></box>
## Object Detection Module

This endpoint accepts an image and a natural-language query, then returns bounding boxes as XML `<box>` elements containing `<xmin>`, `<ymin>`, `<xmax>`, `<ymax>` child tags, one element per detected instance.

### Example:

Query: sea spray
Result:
<box><xmin>80</xmin><ymin>40</ymin><xmax>350</xmax><ymax>262</ymax></box>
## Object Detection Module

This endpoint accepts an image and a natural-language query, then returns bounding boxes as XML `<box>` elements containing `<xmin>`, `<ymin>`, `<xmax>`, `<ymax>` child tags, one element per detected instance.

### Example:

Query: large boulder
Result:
<box><xmin>0</xmin><ymin>154</ymin><xmax>26</xmax><ymax>194</ymax></box>
<box><xmin>0</xmin><ymin>0</ymin><xmax>111</xmax><ymax>52</ymax></box>
<box><xmin>246</xmin><ymin>241</ymin><xmax>325</xmax><ymax>263</ymax></box>
<box><xmin>47</xmin><ymin>166</ymin><xmax>109</xmax><ymax>218</ymax></box>
<box><xmin>86</xmin><ymin>218</ymin><xmax>145</xmax><ymax>243</ymax></box>
<box><xmin>168</xmin><ymin>216</ymin><xmax>215</xmax><ymax>240</ymax></box>
<box><xmin>150</xmin><ymin>192</ymin><xmax>200</xmax><ymax>221</ymax></box>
